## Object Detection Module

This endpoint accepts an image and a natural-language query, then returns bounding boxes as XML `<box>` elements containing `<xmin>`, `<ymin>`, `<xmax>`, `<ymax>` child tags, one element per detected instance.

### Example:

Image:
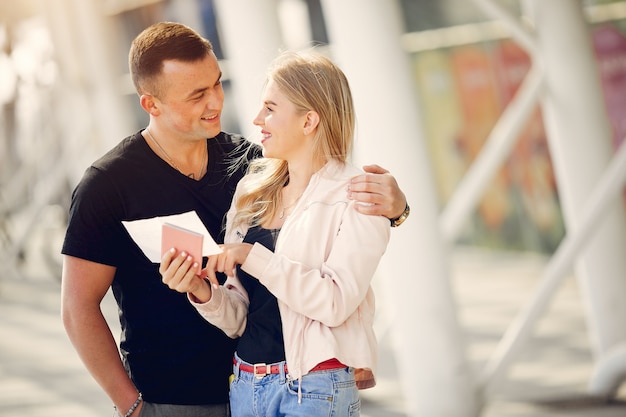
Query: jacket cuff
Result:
<box><xmin>241</xmin><ymin>242</ymin><xmax>273</xmax><ymax>278</ymax></box>
<box><xmin>188</xmin><ymin>284</ymin><xmax>223</xmax><ymax>313</ymax></box>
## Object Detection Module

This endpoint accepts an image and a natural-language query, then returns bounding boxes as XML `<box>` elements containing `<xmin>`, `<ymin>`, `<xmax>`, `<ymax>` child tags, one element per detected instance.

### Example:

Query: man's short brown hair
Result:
<box><xmin>129</xmin><ymin>22</ymin><xmax>214</xmax><ymax>97</ymax></box>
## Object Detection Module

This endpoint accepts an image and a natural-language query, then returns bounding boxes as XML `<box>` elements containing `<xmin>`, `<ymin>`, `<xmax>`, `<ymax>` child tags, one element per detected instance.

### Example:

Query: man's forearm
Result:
<box><xmin>63</xmin><ymin>306</ymin><xmax>139</xmax><ymax>412</ymax></box>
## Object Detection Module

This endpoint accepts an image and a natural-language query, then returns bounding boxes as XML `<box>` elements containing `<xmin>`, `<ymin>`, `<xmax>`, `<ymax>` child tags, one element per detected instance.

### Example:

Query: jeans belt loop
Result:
<box><xmin>279</xmin><ymin>362</ymin><xmax>288</xmax><ymax>384</ymax></box>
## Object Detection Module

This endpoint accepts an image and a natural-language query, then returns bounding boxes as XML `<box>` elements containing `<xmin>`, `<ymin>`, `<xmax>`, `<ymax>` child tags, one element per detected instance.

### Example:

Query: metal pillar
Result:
<box><xmin>320</xmin><ymin>1</ymin><xmax>478</xmax><ymax>415</ymax></box>
<box><xmin>480</xmin><ymin>135</ymin><xmax>626</xmax><ymax>394</ymax></box>
<box><xmin>531</xmin><ymin>0</ymin><xmax>626</xmax><ymax>391</ymax></box>
<box><xmin>212</xmin><ymin>0</ymin><xmax>283</xmax><ymax>140</ymax></box>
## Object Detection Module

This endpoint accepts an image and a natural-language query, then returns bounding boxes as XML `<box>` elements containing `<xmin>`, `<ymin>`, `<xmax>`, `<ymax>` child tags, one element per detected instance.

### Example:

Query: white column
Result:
<box><xmin>166</xmin><ymin>0</ymin><xmax>205</xmax><ymax>33</ymax></box>
<box><xmin>52</xmin><ymin>0</ymin><xmax>133</xmax><ymax>152</ymax></box>
<box><xmin>40</xmin><ymin>0</ymin><xmax>135</xmax><ymax>182</ymax></box>
<box><xmin>320</xmin><ymin>1</ymin><xmax>478</xmax><ymax>416</ymax></box>
<box><xmin>532</xmin><ymin>0</ymin><xmax>626</xmax><ymax>367</ymax></box>
<box><xmin>212</xmin><ymin>0</ymin><xmax>284</xmax><ymax>140</ymax></box>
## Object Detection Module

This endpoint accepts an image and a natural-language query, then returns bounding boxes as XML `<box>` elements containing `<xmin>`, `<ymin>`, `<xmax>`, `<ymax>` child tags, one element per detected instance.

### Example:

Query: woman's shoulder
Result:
<box><xmin>316</xmin><ymin>160</ymin><xmax>362</xmax><ymax>186</ymax></box>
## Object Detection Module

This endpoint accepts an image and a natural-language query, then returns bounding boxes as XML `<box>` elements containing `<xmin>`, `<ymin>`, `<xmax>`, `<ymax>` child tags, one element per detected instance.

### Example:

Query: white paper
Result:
<box><xmin>122</xmin><ymin>210</ymin><xmax>222</xmax><ymax>263</ymax></box>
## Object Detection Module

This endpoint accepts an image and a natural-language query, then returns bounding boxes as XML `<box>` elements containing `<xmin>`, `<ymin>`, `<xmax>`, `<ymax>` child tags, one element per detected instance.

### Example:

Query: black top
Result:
<box><xmin>236</xmin><ymin>226</ymin><xmax>285</xmax><ymax>364</ymax></box>
<box><xmin>62</xmin><ymin>130</ymin><xmax>262</xmax><ymax>405</ymax></box>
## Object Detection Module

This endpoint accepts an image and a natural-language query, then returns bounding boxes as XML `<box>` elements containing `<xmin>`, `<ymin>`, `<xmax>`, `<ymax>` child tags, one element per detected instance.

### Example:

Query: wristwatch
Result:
<box><xmin>390</xmin><ymin>203</ymin><xmax>410</xmax><ymax>227</ymax></box>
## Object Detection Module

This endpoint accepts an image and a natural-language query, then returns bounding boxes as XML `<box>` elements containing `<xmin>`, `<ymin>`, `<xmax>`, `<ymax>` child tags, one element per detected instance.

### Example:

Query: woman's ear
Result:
<box><xmin>303</xmin><ymin>111</ymin><xmax>320</xmax><ymax>135</ymax></box>
<box><xmin>140</xmin><ymin>94</ymin><xmax>160</xmax><ymax>116</ymax></box>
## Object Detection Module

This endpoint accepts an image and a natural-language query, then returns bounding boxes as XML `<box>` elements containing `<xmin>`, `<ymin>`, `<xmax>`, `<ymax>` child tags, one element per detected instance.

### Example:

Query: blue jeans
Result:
<box><xmin>230</xmin><ymin>354</ymin><xmax>360</xmax><ymax>417</ymax></box>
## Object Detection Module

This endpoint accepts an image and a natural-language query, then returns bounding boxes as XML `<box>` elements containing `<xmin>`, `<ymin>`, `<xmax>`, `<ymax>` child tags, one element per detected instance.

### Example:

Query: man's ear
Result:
<box><xmin>140</xmin><ymin>94</ymin><xmax>160</xmax><ymax>116</ymax></box>
<box><xmin>303</xmin><ymin>111</ymin><xmax>320</xmax><ymax>135</ymax></box>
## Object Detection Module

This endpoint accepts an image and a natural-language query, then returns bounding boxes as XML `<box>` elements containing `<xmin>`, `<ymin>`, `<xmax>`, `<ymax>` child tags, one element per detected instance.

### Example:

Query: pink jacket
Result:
<box><xmin>191</xmin><ymin>160</ymin><xmax>390</xmax><ymax>388</ymax></box>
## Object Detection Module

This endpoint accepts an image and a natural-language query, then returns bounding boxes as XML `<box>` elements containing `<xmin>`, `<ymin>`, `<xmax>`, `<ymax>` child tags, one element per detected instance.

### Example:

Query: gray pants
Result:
<box><xmin>116</xmin><ymin>401</ymin><xmax>229</xmax><ymax>417</ymax></box>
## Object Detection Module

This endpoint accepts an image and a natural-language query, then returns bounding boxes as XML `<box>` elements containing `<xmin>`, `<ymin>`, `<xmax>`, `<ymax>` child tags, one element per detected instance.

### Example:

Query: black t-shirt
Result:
<box><xmin>62</xmin><ymin>130</ymin><xmax>262</xmax><ymax>405</ymax></box>
<box><xmin>236</xmin><ymin>226</ymin><xmax>285</xmax><ymax>364</ymax></box>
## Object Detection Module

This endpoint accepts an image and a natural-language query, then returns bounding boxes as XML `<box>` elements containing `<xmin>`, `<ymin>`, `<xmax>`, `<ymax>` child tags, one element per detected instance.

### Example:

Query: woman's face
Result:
<box><xmin>253</xmin><ymin>79</ymin><xmax>309</xmax><ymax>161</ymax></box>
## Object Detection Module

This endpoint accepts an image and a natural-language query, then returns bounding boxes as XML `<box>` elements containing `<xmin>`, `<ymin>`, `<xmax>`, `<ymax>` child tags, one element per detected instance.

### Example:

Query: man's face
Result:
<box><xmin>152</xmin><ymin>52</ymin><xmax>224</xmax><ymax>141</ymax></box>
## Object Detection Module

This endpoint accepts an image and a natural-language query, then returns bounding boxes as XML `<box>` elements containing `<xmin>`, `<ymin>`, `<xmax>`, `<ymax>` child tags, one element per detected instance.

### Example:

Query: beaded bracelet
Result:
<box><xmin>114</xmin><ymin>392</ymin><xmax>143</xmax><ymax>417</ymax></box>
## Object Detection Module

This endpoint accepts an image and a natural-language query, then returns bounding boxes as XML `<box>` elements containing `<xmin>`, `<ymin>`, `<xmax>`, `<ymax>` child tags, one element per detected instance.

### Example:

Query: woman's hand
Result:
<box><xmin>205</xmin><ymin>243</ymin><xmax>254</xmax><ymax>283</ymax></box>
<box><xmin>160</xmin><ymin>249</ymin><xmax>212</xmax><ymax>303</ymax></box>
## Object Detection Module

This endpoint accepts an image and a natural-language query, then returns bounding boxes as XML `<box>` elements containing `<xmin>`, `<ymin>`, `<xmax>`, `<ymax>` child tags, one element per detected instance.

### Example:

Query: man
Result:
<box><xmin>61</xmin><ymin>22</ymin><xmax>409</xmax><ymax>417</ymax></box>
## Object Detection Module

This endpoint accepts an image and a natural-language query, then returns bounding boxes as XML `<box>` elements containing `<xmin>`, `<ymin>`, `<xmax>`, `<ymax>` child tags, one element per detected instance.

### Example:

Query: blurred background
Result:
<box><xmin>1</xmin><ymin>0</ymin><xmax>626</xmax><ymax>416</ymax></box>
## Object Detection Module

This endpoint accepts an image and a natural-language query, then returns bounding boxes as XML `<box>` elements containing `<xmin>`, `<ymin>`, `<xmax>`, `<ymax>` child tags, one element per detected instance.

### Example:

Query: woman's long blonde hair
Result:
<box><xmin>231</xmin><ymin>50</ymin><xmax>355</xmax><ymax>229</ymax></box>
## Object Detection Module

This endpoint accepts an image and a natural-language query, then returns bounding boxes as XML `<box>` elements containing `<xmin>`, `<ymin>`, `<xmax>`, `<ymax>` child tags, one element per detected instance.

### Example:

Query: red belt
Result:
<box><xmin>234</xmin><ymin>358</ymin><xmax>346</xmax><ymax>379</ymax></box>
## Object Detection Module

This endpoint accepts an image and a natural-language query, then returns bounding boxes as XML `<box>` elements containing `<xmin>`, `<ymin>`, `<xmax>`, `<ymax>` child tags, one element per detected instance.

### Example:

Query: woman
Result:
<box><xmin>161</xmin><ymin>50</ymin><xmax>390</xmax><ymax>416</ymax></box>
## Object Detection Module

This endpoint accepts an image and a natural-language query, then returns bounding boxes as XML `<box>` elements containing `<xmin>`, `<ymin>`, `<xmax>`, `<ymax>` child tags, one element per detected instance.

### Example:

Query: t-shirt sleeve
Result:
<box><xmin>62</xmin><ymin>166</ymin><xmax>128</xmax><ymax>267</ymax></box>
